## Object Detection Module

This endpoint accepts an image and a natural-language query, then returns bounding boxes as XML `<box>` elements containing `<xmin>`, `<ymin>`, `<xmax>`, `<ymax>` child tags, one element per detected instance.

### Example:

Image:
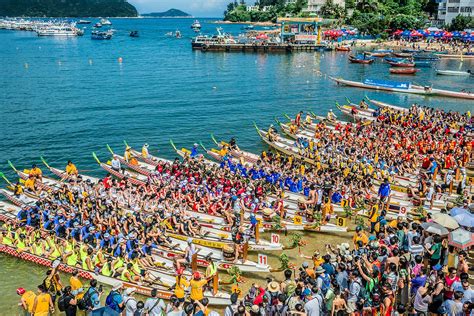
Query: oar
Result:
<box><xmin>40</xmin><ymin>156</ymin><xmax>52</xmax><ymax>170</ymax></box>
<box><xmin>0</xmin><ymin>172</ymin><xmax>14</xmax><ymax>187</ymax></box>
<box><xmin>92</xmin><ymin>152</ymin><xmax>101</xmax><ymax>165</ymax></box>
<box><xmin>106</xmin><ymin>144</ymin><xmax>115</xmax><ymax>157</ymax></box>
<box><xmin>345</xmin><ymin>96</ymin><xmax>352</xmax><ymax>105</ymax></box>
<box><xmin>274</xmin><ymin>117</ymin><xmax>283</xmax><ymax>126</ymax></box>
<box><xmin>7</xmin><ymin>161</ymin><xmax>20</xmax><ymax>174</ymax></box>
<box><xmin>283</xmin><ymin>113</ymin><xmax>292</xmax><ymax>121</ymax></box>
<box><xmin>169</xmin><ymin>139</ymin><xmax>178</xmax><ymax>152</ymax></box>
<box><xmin>199</xmin><ymin>142</ymin><xmax>209</xmax><ymax>152</ymax></box>
<box><xmin>210</xmin><ymin>134</ymin><xmax>219</xmax><ymax>146</ymax></box>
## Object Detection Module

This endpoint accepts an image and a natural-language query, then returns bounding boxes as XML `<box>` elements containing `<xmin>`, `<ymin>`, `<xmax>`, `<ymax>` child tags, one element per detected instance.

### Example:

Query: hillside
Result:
<box><xmin>142</xmin><ymin>9</ymin><xmax>191</xmax><ymax>18</ymax></box>
<box><xmin>0</xmin><ymin>0</ymin><xmax>138</xmax><ymax>17</ymax></box>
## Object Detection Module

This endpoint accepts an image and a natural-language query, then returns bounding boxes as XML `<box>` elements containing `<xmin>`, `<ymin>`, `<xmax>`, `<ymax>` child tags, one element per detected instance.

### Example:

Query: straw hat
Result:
<box><xmin>124</xmin><ymin>287</ymin><xmax>136</xmax><ymax>295</ymax></box>
<box><xmin>315</xmin><ymin>266</ymin><xmax>325</xmax><ymax>274</ymax></box>
<box><xmin>267</xmin><ymin>281</ymin><xmax>280</xmax><ymax>292</ymax></box>
<box><xmin>251</xmin><ymin>305</ymin><xmax>260</xmax><ymax>313</ymax></box>
<box><xmin>262</xmin><ymin>208</ymin><xmax>274</xmax><ymax>216</ymax></box>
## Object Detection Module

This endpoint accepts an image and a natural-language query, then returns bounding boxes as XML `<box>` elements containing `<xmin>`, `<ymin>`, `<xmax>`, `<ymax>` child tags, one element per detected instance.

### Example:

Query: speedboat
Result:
<box><xmin>91</xmin><ymin>30</ymin><xmax>112</xmax><ymax>40</ymax></box>
<box><xmin>191</xmin><ymin>20</ymin><xmax>201</xmax><ymax>31</ymax></box>
<box><xmin>77</xmin><ymin>20</ymin><xmax>91</xmax><ymax>24</ymax></box>
<box><xmin>93</xmin><ymin>22</ymin><xmax>102</xmax><ymax>28</ymax></box>
<box><xmin>436</xmin><ymin>69</ymin><xmax>472</xmax><ymax>76</ymax></box>
<box><xmin>100</xmin><ymin>18</ymin><xmax>112</xmax><ymax>25</ymax></box>
<box><xmin>175</xmin><ymin>30</ymin><xmax>182</xmax><ymax>38</ymax></box>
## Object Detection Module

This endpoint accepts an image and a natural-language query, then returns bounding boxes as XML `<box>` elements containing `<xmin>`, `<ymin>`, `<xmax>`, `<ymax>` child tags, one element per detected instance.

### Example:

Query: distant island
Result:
<box><xmin>141</xmin><ymin>9</ymin><xmax>192</xmax><ymax>18</ymax></box>
<box><xmin>0</xmin><ymin>0</ymin><xmax>138</xmax><ymax>17</ymax></box>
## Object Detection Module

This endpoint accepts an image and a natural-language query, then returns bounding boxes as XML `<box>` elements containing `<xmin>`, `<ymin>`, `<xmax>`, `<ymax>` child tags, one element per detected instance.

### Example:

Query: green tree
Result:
<box><xmin>448</xmin><ymin>14</ymin><xmax>474</xmax><ymax>31</ymax></box>
<box><xmin>320</xmin><ymin>0</ymin><xmax>345</xmax><ymax>19</ymax></box>
<box><xmin>389</xmin><ymin>14</ymin><xmax>423</xmax><ymax>30</ymax></box>
<box><xmin>356</xmin><ymin>0</ymin><xmax>379</xmax><ymax>13</ymax></box>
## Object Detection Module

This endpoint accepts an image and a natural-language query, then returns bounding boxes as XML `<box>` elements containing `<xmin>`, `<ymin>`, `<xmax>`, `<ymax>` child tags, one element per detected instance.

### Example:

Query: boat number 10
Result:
<box><xmin>271</xmin><ymin>234</ymin><xmax>280</xmax><ymax>245</ymax></box>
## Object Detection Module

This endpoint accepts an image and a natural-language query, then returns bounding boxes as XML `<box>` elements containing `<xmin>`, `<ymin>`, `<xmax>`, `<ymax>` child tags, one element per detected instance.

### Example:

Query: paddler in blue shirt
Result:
<box><xmin>190</xmin><ymin>143</ymin><xmax>199</xmax><ymax>158</ymax></box>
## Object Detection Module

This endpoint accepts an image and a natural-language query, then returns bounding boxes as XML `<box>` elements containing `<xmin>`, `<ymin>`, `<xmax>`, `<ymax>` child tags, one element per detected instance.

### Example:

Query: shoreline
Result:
<box><xmin>212</xmin><ymin>20</ymin><xmax>279</xmax><ymax>26</ymax></box>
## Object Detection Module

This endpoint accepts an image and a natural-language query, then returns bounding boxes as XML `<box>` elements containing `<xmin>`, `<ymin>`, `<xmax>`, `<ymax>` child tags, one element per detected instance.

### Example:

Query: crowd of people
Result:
<box><xmin>238</xmin><ymin>213</ymin><xmax>473</xmax><ymax>316</ymax></box>
<box><xmin>1</xmin><ymin>101</ymin><xmax>473</xmax><ymax>315</ymax></box>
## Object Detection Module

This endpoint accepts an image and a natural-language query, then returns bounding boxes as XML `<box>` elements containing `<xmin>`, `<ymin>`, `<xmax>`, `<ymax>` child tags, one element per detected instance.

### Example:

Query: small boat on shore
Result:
<box><xmin>387</xmin><ymin>60</ymin><xmax>415</xmax><ymax>67</ymax></box>
<box><xmin>436</xmin><ymin>69</ymin><xmax>472</xmax><ymax>76</ymax></box>
<box><xmin>330</xmin><ymin>76</ymin><xmax>474</xmax><ymax>100</ymax></box>
<box><xmin>368</xmin><ymin>49</ymin><xmax>392</xmax><ymax>57</ymax></box>
<box><xmin>336</xmin><ymin>45</ymin><xmax>350</xmax><ymax>51</ymax></box>
<box><xmin>348</xmin><ymin>54</ymin><xmax>375</xmax><ymax>64</ymax></box>
<box><xmin>390</xmin><ymin>68</ymin><xmax>419</xmax><ymax>75</ymax></box>
<box><xmin>392</xmin><ymin>52</ymin><xmax>413</xmax><ymax>58</ymax></box>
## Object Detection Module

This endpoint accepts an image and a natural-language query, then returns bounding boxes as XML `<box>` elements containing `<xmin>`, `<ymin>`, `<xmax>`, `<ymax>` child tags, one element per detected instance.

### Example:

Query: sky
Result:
<box><xmin>130</xmin><ymin>0</ymin><xmax>231</xmax><ymax>17</ymax></box>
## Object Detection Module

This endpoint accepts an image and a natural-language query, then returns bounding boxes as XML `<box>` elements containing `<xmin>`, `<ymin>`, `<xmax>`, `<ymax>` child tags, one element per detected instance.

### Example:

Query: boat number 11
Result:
<box><xmin>258</xmin><ymin>254</ymin><xmax>268</xmax><ymax>266</ymax></box>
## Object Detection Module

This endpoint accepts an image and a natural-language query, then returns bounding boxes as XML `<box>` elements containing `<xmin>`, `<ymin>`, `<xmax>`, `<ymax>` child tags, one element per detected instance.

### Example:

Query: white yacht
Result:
<box><xmin>100</xmin><ymin>18</ymin><xmax>112</xmax><ymax>25</ymax></box>
<box><xmin>191</xmin><ymin>20</ymin><xmax>201</xmax><ymax>30</ymax></box>
<box><xmin>36</xmin><ymin>24</ymin><xmax>80</xmax><ymax>37</ymax></box>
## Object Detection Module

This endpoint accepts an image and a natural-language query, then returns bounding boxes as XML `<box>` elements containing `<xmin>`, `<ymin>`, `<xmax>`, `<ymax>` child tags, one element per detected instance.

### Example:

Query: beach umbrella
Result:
<box><xmin>450</xmin><ymin>207</ymin><xmax>469</xmax><ymax>217</ymax></box>
<box><xmin>448</xmin><ymin>228</ymin><xmax>474</xmax><ymax>249</ymax></box>
<box><xmin>431</xmin><ymin>213</ymin><xmax>459</xmax><ymax>230</ymax></box>
<box><xmin>256</xmin><ymin>33</ymin><xmax>268</xmax><ymax>40</ymax></box>
<box><xmin>453</xmin><ymin>213</ymin><xmax>474</xmax><ymax>228</ymax></box>
<box><xmin>402</xmin><ymin>30</ymin><xmax>411</xmax><ymax>37</ymax></box>
<box><xmin>420</xmin><ymin>222</ymin><xmax>449</xmax><ymax>235</ymax></box>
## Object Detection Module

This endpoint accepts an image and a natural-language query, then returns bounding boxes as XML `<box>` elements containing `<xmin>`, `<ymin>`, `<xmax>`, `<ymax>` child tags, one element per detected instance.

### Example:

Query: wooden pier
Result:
<box><xmin>192</xmin><ymin>43</ymin><xmax>332</xmax><ymax>53</ymax></box>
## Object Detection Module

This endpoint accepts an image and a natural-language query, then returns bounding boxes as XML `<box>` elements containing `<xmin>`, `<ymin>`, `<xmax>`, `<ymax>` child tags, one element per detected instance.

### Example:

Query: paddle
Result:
<box><xmin>0</xmin><ymin>172</ymin><xmax>14</xmax><ymax>187</ymax></box>
<box><xmin>210</xmin><ymin>134</ymin><xmax>219</xmax><ymax>146</ymax></box>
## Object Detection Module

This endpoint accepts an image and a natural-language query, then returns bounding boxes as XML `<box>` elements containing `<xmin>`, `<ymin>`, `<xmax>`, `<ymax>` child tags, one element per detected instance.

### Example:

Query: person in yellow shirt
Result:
<box><xmin>141</xmin><ymin>143</ymin><xmax>149</xmax><ymax>158</ymax></box>
<box><xmin>17</xmin><ymin>287</ymin><xmax>36</xmax><ymax>315</ymax></box>
<box><xmin>190</xmin><ymin>272</ymin><xmax>208</xmax><ymax>302</ymax></box>
<box><xmin>65</xmin><ymin>160</ymin><xmax>78</xmax><ymax>176</ymax></box>
<box><xmin>70</xmin><ymin>269</ymin><xmax>85</xmax><ymax>299</ymax></box>
<box><xmin>29</xmin><ymin>164</ymin><xmax>42</xmax><ymax>181</ymax></box>
<box><xmin>24</xmin><ymin>175</ymin><xmax>37</xmax><ymax>193</ymax></box>
<box><xmin>174</xmin><ymin>268</ymin><xmax>190</xmax><ymax>303</ymax></box>
<box><xmin>32</xmin><ymin>284</ymin><xmax>54</xmax><ymax>316</ymax></box>
<box><xmin>352</xmin><ymin>226</ymin><xmax>368</xmax><ymax>249</ymax></box>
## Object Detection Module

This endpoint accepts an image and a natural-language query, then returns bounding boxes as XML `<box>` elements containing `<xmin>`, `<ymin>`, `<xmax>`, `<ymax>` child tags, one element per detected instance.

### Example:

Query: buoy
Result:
<box><xmin>118</xmin><ymin>57</ymin><xmax>123</xmax><ymax>63</ymax></box>
<box><xmin>24</xmin><ymin>63</ymin><xmax>29</xmax><ymax>69</ymax></box>
<box><xmin>89</xmin><ymin>59</ymin><xmax>93</xmax><ymax>65</ymax></box>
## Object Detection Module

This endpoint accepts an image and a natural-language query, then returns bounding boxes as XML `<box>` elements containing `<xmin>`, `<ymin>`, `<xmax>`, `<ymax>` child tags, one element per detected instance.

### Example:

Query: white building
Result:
<box><xmin>437</xmin><ymin>0</ymin><xmax>474</xmax><ymax>25</ymax></box>
<box><xmin>246</xmin><ymin>5</ymin><xmax>259</xmax><ymax>12</ymax></box>
<box><xmin>305</xmin><ymin>0</ymin><xmax>345</xmax><ymax>14</ymax></box>
<box><xmin>262</xmin><ymin>5</ymin><xmax>273</xmax><ymax>12</ymax></box>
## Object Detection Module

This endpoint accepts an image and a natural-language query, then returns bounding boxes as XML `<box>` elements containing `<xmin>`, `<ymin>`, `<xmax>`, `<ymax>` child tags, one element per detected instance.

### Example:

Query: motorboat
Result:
<box><xmin>77</xmin><ymin>20</ymin><xmax>91</xmax><ymax>24</ymax></box>
<box><xmin>191</xmin><ymin>20</ymin><xmax>201</xmax><ymax>31</ymax></box>
<box><xmin>129</xmin><ymin>30</ymin><xmax>139</xmax><ymax>37</ymax></box>
<box><xmin>100</xmin><ymin>18</ymin><xmax>112</xmax><ymax>25</ymax></box>
<box><xmin>91</xmin><ymin>30</ymin><xmax>112</xmax><ymax>40</ymax></box>
<box><xmin>191</xmin><ymin>28</ymin><xmax>237</xmax><ymax>50</ymax></box>
<box><xmin>175</xmin><ymin>30</ymin><xmax>182</xmax><ymax>38</ymax></box>
<box><xmin>94</xmin><ymin>22</ymin><xmax>102</xmax><ymax>28</ymax></box>
<box><xmin>436</xmin><ymin>69</ymin><xmax>472</xmax><ymax>76</ymax></box>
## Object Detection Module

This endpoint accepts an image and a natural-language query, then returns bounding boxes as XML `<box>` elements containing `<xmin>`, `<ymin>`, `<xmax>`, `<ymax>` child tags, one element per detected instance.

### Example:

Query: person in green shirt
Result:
<box><xmin>425</xmin><ymin>235</ymin><xmax>442</xmax><ymax>268</ymax></box>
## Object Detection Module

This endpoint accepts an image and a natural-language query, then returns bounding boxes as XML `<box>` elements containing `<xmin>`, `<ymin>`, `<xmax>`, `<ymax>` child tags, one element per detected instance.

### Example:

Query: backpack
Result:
<box><xmin>57</xmin><ymin>294</ymin><xmax>69</xmax><ymax>312</ymax></box>
<box><xmin>78</xmin><ymin>287</ymin><xmax>96</xmax><ymax>311</ymax></box>
<box><xmin>319</xmin><ymin>274</ymin><xmax>331</xmax><ymax>295</ymax></box>
<box><xmin>105</xmin><ymin>290</ymin><xmax>123</xmax><ymax>312</ymax></box>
